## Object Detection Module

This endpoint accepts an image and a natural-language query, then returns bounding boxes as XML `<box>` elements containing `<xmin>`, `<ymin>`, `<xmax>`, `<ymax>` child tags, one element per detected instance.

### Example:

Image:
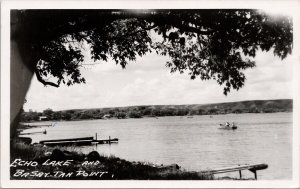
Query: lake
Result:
<box><xmin>22</xmin><ymin>112</ymin><xmax>293</xmax><ymax>180</ymax></box>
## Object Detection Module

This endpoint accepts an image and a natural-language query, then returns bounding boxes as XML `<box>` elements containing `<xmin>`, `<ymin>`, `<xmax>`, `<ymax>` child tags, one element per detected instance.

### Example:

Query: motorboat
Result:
<box><xmin>219</xmin><ymin>123</ymin><xmax>237</xmax><ymax>130</ymax></box>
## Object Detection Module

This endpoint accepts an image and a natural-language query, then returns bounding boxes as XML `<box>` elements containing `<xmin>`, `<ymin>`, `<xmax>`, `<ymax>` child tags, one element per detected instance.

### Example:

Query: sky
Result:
<box><xmin>23</xmin><ymin>47</ymin><xmax>295</xmax><ymax>112</ymax></box>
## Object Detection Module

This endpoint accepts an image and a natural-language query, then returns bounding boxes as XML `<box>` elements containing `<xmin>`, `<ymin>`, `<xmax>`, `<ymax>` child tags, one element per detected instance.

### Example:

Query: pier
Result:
<box><xmin>201</xmin><ymin>163</ymin><xmax>268</xmax><ymax>180</ymax></box>
<box><xmin>19</xmin><ymin>129</ymin><xmax>47</xmax><ymax>135</ymax></box>
<box><xmin>39</xmin><ymin>135</ymin><xmax>118</xmax><ymax>146</ymax></box>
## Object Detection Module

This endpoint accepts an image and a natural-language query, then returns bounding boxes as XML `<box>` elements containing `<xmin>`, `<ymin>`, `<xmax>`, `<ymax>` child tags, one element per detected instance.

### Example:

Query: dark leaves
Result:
<box><xmin>89</xmin><ymin>18</ymin><xmax>152</xmax><ymax>67</ymax></box>
<box><xmin>35</xmin><ymin>37</ymin><xmax>85</xmax><ymax>87</ymax></box>
<box><xmin>16</xmin><ymin>10</ymin><xmax>292</xmax><ymax>94</ymax></box>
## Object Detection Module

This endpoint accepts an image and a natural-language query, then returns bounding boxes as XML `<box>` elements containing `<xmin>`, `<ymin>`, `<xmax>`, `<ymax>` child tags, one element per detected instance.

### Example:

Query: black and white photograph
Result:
<box><xmin>1</xmin><ymin>0</ymin><xmax>300</xmax><ymax>188</ymax></box>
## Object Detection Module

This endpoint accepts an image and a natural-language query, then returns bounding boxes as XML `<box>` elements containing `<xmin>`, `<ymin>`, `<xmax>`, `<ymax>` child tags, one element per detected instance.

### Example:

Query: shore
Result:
<box><xmin>20</xmin><ymin>99</ymin><xmax>292</xmax><ymax>122</ymax></box>
<box><xmin>11</xmin><ymin>142</ymin><xmax>215</xmax><ymax>180</ymax></box>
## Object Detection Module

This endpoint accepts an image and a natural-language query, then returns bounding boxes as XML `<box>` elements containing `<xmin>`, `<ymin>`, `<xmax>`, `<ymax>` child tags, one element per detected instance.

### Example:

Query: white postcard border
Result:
<box><xmin>1</xmin><ymin>0</ymin><xmax>299</xmax><ymax>188</ymax></box>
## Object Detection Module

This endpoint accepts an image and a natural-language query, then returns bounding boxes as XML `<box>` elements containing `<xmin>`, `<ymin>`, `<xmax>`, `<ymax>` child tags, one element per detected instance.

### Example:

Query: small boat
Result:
<box><xmin>219</xmin><ymin>123</ymin><xmax>237</xmax><ymax>130</ymax></box>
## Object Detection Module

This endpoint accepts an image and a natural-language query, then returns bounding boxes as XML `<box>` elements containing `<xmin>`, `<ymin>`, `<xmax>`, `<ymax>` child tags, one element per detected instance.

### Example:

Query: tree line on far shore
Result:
<box><xmin>20</xmin><ymin>99</ymin><xmax>292</xmax><ymax>122</ymax></box>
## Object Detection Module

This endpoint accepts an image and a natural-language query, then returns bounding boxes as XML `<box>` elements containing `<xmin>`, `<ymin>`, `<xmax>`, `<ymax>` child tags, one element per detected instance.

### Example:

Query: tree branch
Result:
<box><xmin>34</xmin><ymin>69</ymin><xmax>59</xmax><ymax>87</ymax></box>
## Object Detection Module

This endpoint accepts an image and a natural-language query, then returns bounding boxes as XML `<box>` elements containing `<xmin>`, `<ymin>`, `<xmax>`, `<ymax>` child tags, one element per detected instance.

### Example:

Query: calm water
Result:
<box><xmin>23</xmin><ymin>113</ymin><xmax>293</xmax><ymax>180</ymax></box>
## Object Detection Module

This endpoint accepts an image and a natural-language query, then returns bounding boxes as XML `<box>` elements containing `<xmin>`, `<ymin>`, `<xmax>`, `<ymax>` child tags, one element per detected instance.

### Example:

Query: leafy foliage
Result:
<box><xmin>12</xmin><ymin>10</ymin><xmax>293</xmax><ymax>94</ymax></box>
<box><xmin>89</xmin><ymin>18</ymin><xmax>152</xmax><ymax>68</ymax></box>
<box><xmin>43</xmin><ymin>108</ymin><xmax>54</xmax><ymax>117</ymax></box>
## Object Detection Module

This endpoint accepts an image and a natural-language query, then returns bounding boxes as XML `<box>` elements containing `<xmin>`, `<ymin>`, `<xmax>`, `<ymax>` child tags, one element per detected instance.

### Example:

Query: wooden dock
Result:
<box><xmin>20</xmin><ymin>124</ymin><xmax>52</xmax><ymax>128</ymax></box>
<box><xmin>201</xmin><ymin>163</ymin><xmax>268</xmax><ymax>179</ymax></box>
<box><xmin>40</xmin><ymin>137</ymin><xmax>94</xmax><ymax>144</ymax></box>
<box><xmin>39</xmin><ymin>136</ymin><xmax>118</xmax><ymax>146</ymax></box>
<box><xmin>19</xmin><ymin>129</ymin><xmax>47</xmax><ymax>135</ymax></box>
<box><xmin>95</xmin><ymin>138</ymin><xmax>119</xmax><ymax>144</ymax></box>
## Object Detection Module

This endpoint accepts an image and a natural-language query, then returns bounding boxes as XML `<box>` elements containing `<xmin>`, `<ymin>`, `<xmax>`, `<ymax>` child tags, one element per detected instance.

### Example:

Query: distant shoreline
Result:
<box><xmin>21</xmin><ymin>111</ymin><xmax>292</xmax><ymax>125</ymax></box>
<box><xmin>21</xmin><ymin>99</ymin><xmax>292</xmax><ymax>123</ymax></box>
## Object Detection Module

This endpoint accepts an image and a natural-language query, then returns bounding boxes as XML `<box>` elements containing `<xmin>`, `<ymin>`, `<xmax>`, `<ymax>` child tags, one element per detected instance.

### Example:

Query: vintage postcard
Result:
<box><xmin>1</xmin><ymin>0</ymin><xmax>300</xmax><ymax>188</ymax></box>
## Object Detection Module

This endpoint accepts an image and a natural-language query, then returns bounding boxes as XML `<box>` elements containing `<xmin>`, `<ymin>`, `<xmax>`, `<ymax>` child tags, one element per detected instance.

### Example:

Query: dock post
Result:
<box><xmin>254</xmin><ymin>170</ymin><xmax>257</xmax><ymax>180</ymax></box>
<box><xmin>95</xmin><ymin>133</ymin><xmax>97</xmax><ymax>140</ymax></box>
<box><xmin>239</xmin><ymin>170</ymin><xmax>242</xmax><ymax>179</ymax></box>
<box><xmin>249</xmin><ymin>168</ymin><xmax>258</xmax><ymax>180</ymax></box>
<box><xmin>109</xmin><ymin>136</ymin><xmax>111</xmax><ymax>144</ymax></box>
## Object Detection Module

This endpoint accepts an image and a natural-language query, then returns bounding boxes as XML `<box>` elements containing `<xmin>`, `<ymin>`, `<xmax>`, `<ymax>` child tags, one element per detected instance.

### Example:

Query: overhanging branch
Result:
<box><xmin>34</xmin><ymin>69</ymin><xmax>59</xmax><ymax>87</ymax></box>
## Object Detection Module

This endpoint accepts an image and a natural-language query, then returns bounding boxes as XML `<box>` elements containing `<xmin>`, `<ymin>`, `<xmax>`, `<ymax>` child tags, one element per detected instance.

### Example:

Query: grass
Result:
<box><xmin>11</xmin><ymin>142</ymin><xmax>48</xmax><ymax>160</ymax></box>
<box><xmin>10</xmin><ymin>142</ymin><xmax>214</xmax><ymax>180</ymax></box>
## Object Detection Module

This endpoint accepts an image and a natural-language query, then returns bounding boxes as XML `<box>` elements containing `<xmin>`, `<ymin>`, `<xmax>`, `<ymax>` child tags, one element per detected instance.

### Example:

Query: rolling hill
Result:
<box><xmin>21</xmin><ymin>99</ymin><xmax>292</xmax><ymax>121</ymax></box>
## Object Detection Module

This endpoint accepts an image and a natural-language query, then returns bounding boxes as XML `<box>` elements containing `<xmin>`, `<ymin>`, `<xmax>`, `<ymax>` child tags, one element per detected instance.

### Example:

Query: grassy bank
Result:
<box><xmin>10</xmin><ymin>142</ymin><xmax>214</xmax><ymax>180</ymax></box>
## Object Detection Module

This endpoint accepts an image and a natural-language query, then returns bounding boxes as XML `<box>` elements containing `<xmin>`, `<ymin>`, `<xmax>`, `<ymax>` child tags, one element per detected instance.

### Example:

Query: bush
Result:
<box><xmin>128</xmin><ymin>111</ymin><xmax>142</xmax><ymax>118</ymax></box>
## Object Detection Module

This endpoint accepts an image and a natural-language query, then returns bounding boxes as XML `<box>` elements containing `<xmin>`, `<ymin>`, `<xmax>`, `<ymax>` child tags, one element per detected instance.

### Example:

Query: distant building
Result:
<box><xmin>102</xmin><ymin>114</ymin><xmax>111</xmax><ymax>119</ymax></box>
<box><xmin>39</xmin><ymin>116</ymin><xmax>48</xmax><ymax>121</ymax></box>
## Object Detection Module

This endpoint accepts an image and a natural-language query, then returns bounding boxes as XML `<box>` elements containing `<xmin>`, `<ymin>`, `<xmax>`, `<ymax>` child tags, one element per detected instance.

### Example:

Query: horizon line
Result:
<box><xmin>25</xmin><ymin>98</ymin><xmax>293</xmax><ymax>112</ymax></box>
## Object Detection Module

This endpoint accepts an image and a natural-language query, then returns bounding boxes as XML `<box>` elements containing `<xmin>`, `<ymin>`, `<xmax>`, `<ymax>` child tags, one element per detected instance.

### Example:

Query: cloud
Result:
<box><xmin>82</xmin><ymin>52</ymin><xmax>170</xmax><ymax>75</ymax></box>
<box><xmin>83</xmin><ymin>60</ymin><xmax>121</xmax><ymax>73</ymax></box>
<box><xmin>243</xmin><ymin>50</ymin><xmax>293</xmax><ymax>85</ymax></box>
<box><xmin>133</xmin><ymin>70</ymin><xmax>146</xmax><ymax>74</ymax></box>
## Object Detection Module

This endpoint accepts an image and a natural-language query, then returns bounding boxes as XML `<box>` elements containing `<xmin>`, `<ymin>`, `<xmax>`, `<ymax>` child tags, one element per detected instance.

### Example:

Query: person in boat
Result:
<box><xmin>225</xmin><ymin>122</ymin><xmax>230</xmax><ymax>127</ymax></box>
<box><xmin>231</xmin><ymin>122</ymin><xmax>236</xmax><ymax>128</ymax></box>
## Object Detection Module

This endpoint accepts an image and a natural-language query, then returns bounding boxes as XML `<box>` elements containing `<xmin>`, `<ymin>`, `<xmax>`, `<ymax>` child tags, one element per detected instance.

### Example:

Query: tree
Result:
<box><xmin>43</xmin><ymin>108</ymin><xmax>54</xmax><ymax>119</ymax></box>
<box><xmin>51</xmin><ymin>111</ymin><xmax>62</xmax><ymax>120</ymax></box>
<box><xmin>128</xmin><ymin>111</ymin><xmax>142</xmax><ymax>118</ymax></box>
<box><xmin>208</xmin><ymin>108</ymin><xmax>218</xmax><ymax>115</ymax></box>
<box><xmin>12</xmin><ymin>9</ymin><xmax>292</xmax><ymax>95</ymax></box>
<box><xmin>233</xmin><ymin>109</ymin><xmax>243</xmax><ymax>114</ymax></box>
<box><xmin>23</xmin><ymin>111</ymin><xmax>40</xmax><ymax>121</ymax></box>
<box><xmin>79</xmin><ymin>112</ymin><xmax>91</xmax><ymax>120</ymax></box>
<box><xmin>61</xmin><ymin>111</ymin><xmax>72</xmax><ymax>120</ymax></box>
<box><xmin>197</xmin><ymin>109</ymin><xmax>205</xmax><ymax>115</ymax></box>
<box><xmin>115</xmin><ymin>112</ymin><xmax>127</xmax><ymax>119</ymax></box>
